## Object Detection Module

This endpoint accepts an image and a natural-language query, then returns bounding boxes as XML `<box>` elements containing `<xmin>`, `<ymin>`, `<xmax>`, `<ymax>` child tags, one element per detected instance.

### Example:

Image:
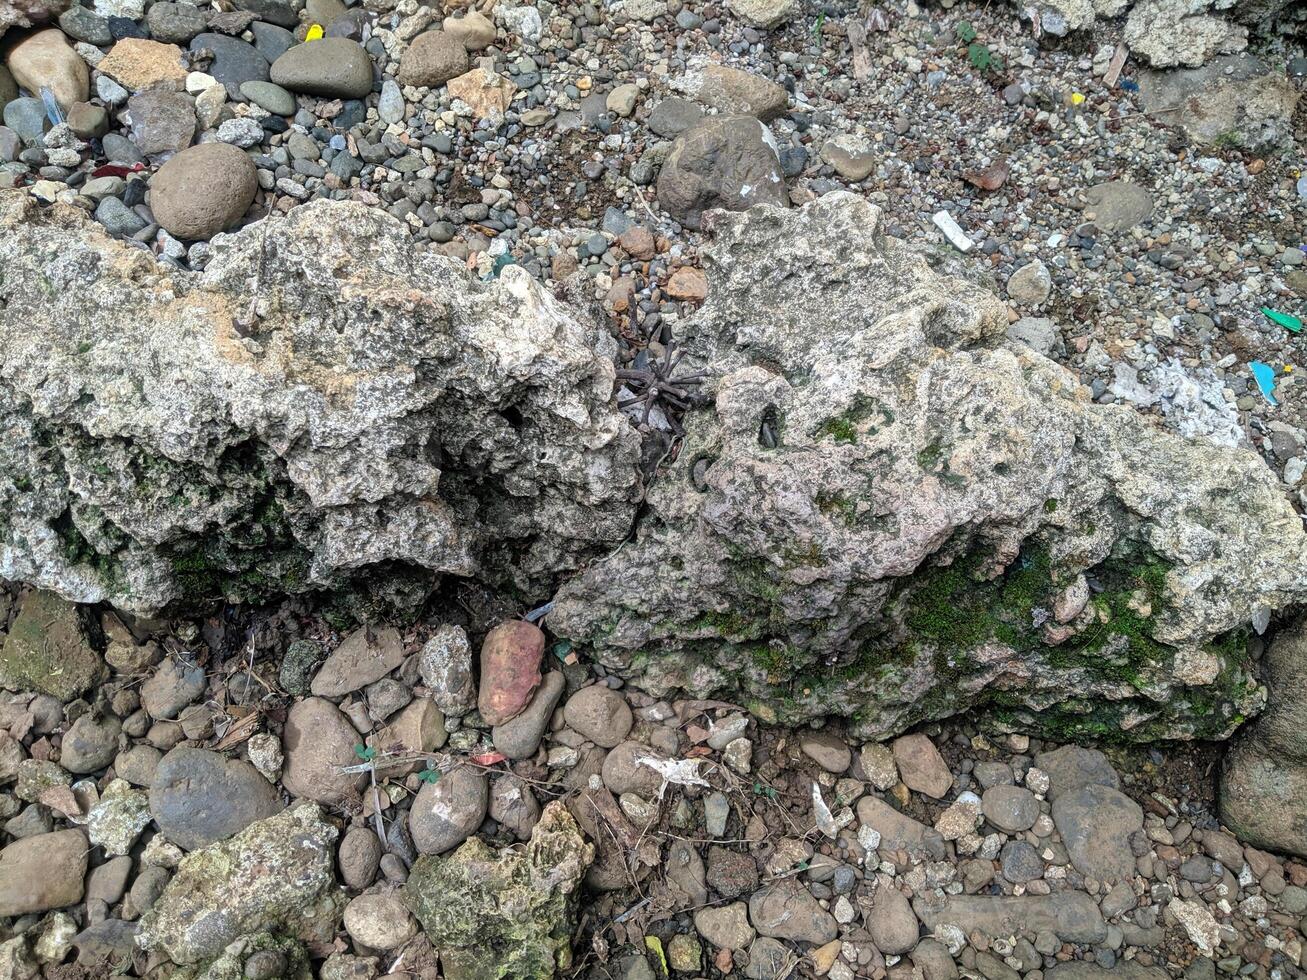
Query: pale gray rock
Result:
<box><xmin>418</xmin><ymin>624</ymin><xmax>476</xmax><ymax>715</ymax></box>
<box><xmin>0</xmin><ymin>193</ymin><xmax>640</xmax><ymax>615</ymax></box>
<box><xmin>1124</xmin><ymin>0</ymin><xmax>1247</xmax><ymax>68</ymax></box>
<box><xmin>551</xmin><ymin>192</ymin><xmax>1292</xmax><ymax>741</ymax></box>
<box><xmin>0</xmin><ymin>0</ymin><xmax>70</xmax><ymax>38</ymax></box>
<box><xmin>726</xmin><ymin>0</ymin><xmax>797</xmax><ymax>28</ymax></box>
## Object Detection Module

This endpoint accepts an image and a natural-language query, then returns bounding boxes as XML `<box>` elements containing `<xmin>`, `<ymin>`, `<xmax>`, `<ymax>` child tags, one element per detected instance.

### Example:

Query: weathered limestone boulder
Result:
<box><xmin>137</xmin><ymin>805</ymin><xmax>343</xmax><ymax>965</ymax></box>
<box><xmin>0</xmin><ymin>191</ymin><xmax>640</xmax><ymax>615</ymax></box>
<box><xmin>550</xmin><ymin>192</ymin><xmax>1306</xmax><ymax>742</ymax></box>
<box><xmin>922</xmin><ymin>0</ymin><xmax>1302</xmax><ymax>59</ymax></box>
<box><xmin>1220</xmin><ymin>618</ymin><xmax>1307</xmax><ymax>857</ymax></box>
<box><xmin>404</xmin><ymin>801</ymin><xmax>592</xmax><ymax>980</ymax></box>
<box><xmin>0</xmin><ymin>0</ymin><xmax>70</xmax><ymax>38</ymax></box>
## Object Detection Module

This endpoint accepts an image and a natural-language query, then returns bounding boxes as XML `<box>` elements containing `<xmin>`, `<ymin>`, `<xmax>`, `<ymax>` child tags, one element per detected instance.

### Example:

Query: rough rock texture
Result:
<box><xmin>1139</xmin><ymin>55</ymin><xmax>1300</xmax><ymax>152</ymax></box>
<box><xmin>0</xmin><ymin>191</ymin><xmax>640</xmax><ymax>615</ymax></box>
<box><xmin>935</xmin><ymin>0</ymin><xmax>1302</xmax><ymax>58</ymax></box>
<box><xmin>0</xmin><ymin>589</ymin><xmax>105</xmax><ymax>700</ymax></box>
<box><xmin>1220</xmin><ymin>617</ymin><xmax>1307</xmax><ymax>857</ymax></box>
<box><xmin>404</xmin><ymin>801</ymin><xmax>592</xmax><ymax>980</ymax></box>
<box><xmin>0</xmin><ymin>0</ymin><xmax>69</xmax><ymax>37</ymax></box>
<box><xmin>656</xmin><ymin>114</ymin><xmax>787</xmax><ymax>231</ymax></box>
<box><xmin>1123</xmin><ymin>0</ymin><xmax>1248</xmax><ymax>68</ymax></box>
<box><xmin>137</xmin><ymin>805</ymin><xmax>343</xmax><ymax>965</ymax></box>
<box><xmin>550</xmin><ymin>193</ymin><xmax>1305</xmax><ymax>742</ymax></box>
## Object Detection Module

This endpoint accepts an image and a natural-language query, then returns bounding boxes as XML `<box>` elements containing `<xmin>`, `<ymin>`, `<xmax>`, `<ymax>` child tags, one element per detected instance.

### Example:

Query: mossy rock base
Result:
<box><xmin>404</xmin><ymin>802</ymin><xmax>593</xmax><ymax>980</ymax></box>
<box><xmin>0</xmin><ymin>590</ymin><xmax>105</xmax><ymax>701</ymax></box>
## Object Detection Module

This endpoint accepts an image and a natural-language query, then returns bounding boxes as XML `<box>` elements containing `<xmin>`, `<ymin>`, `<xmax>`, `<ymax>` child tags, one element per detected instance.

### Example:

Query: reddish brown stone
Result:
<box><xmin>666</xmin><ymin>266</ymin><xmax>708</xmax><ymax>302</ymax></box>
<box><xmin>477</xmin><ymin>621</ymin><xmax>544</xmax><ymax>725</ymax></box>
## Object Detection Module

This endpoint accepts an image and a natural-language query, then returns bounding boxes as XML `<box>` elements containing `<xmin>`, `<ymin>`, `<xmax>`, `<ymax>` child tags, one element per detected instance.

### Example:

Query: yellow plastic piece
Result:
<box><xmin>305</xmin><ymin>23</ymin><xmax>324</xmax><ymax>40</ymax></box>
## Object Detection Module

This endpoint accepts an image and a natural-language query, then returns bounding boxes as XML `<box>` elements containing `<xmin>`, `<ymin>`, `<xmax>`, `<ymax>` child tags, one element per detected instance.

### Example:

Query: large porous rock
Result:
<box><xmin>1138</xmin><ymin>55</ymin><xmax>1300</xmax><ymax>152</ymax></box>
<box><xmin>404</xmin><ymin>801</ymin><xmax>592</xmax><ymax>980</ymax></box>
<box><xmin>1220</xmin><ymin>617</ymin><xmax>1307</xmax><ymax>857</ymax></box>
<box><xmin>551</xmin><ymin>192</ymin><xmax>1306</xmax><ymax>742</ymax></box>
<box><xmin>137</xmin><ymin>804</ymin><xmax>343</xmax><ymax>965</ymax></box>
<box><xmin>0</xmin><ymin>0</ymin><xmax>70</xmax><ymax>38</ymax></box>
<box><xmin>1123</xmin><ymin>0</ymin><xmax>1248</xmax><ymax>68</ymax></box>
<box><xmin>0</xmin><ymin>191</ymin><xmax>640</xmax><ymax>616</ymax></box>
<box><xmin>925</xmin><ymin>1</ymin><xmax>1302</xmax><ymax>60</ymax></box>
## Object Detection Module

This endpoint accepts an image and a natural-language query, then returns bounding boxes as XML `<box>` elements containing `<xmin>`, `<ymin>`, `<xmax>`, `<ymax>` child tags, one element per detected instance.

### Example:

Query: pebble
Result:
<box><xmin>5</xmin><ymin>29</ymin><xmax>89</xmax><ymax>111</ymax></box>
<box><xmin>239</xmin><ymin>80</ymin><xmax>295</xmax><ymax>115</ymax></box>
<box><xmin>982</xmin><ymin>784</ymin><xmax>1040</xmax><ymax>833</ymax></box>
<box><xmin>312</xmin><ymin>626</ymin><xmax>405</xmax><ymax>697</ymax></box>
<box><xmin>492</xmin><ymin>670</ymin><xmax>565</xmax><ymax>760</ymax></box>
<box><xmin>0</xmin><ymin>829</ymin><xmax>87</xmax><ymax>916</ymax></box>
<box><xmin>280</xmin><ymin>697</ymin><xmax>369</xmax><ymax>804</ymax></box>
<box><xmin>562</xmin><ymin>684</ymin><xmax>634</xmax><ymax>748</ymax></box>
<box><xmin>342</xmin><ymin>892</ymin><xmax>417</xmax><ymax>950</ymax></box>
<box><xmin>397</xmin><ymin>31</ymin><xmax>468</xmax><ymax>88</ymax></box>
<box><xmin>867</xmin><ymin>882</ymin><xmax>920</xmax><ymax>954</ymax></box>
<box><xmin>892</xmin><ymin>732</ymin><xmax>953</xmax><ymax>799</ymax></box>
<box><xmin>337</xmin><ymin>826</ymin><xmax>383</xmax><ymax>890</ymax></box>
<box><xmin>477</xmin><ymin>620</ymin><xmax>544</xmax><ymax>725</ymax></box>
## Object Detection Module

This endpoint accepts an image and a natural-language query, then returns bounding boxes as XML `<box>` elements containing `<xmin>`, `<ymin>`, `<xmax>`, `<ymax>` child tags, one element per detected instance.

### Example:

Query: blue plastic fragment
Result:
<box><xmin>1251</xmin><ymin>361</ymin><xmax>1279</xmax><ymax>407</ymax></box>
<box><xmin>1119</xmin><ymin>79</ymin><xmax>1139</xmax><ymax>92</ymax></box>
<box><xmin>40</xmin><ymin>88</ymin><xmax>63</xmax><ymax>126</ymax></box>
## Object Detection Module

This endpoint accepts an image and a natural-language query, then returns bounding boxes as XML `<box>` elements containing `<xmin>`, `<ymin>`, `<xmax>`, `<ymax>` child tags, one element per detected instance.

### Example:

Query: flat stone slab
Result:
<box><xmin>913</xmin><ymin>893</ymin><xmax>1107</xmax><ymax>945</ymax></box>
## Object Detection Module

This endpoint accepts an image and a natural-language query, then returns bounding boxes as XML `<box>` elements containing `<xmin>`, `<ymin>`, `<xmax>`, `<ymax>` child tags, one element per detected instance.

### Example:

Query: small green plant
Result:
<box><xmin>956</xmin><ymin>19</ymin><xmax>1004</xmax><ymax>74</ymax></box>
<box><xmin>752</xmin><ymin>781</ymin><xmax>779</xmax><ymax>801</ymax></box>
<box><xmin>418</xmin><ymin>767</ymin><xmax>442</xmax><ymax>784</ymax></box>
<box><xmin>812</xmin><ymin>11</ymin><xmax>825</xmax><ymax>35</ymax></box>
<box><xmin>353</xmin><ymin>744</ymin><xmax>376</xmax><ymax>762</ymax></box>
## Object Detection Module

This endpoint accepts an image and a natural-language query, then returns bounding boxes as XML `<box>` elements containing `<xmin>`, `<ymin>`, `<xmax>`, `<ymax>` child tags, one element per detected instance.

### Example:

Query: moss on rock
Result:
<box><xmin>0</xmin><ymin>590</ymin><xmax>105</xmax><ymax>701</ymax></box>
<box><xmin>404</xmin><ymin>802</ymin><xmax>592</xmax><ymax>980</ymax></box>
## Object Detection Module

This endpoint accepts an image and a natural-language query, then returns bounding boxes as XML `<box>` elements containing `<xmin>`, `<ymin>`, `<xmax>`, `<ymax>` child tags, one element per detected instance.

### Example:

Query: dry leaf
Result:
<box><xmin>964</xmin><ymin>157</ymin><xmax>1010</xmax><ymax>191</ymax></box>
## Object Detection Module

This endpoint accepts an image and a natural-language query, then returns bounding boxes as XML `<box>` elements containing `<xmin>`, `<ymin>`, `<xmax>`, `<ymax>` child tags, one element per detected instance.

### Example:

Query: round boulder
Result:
<box><xmin>149</xmin><ymin>142</ymin><xmax>256</xmax><ymax>240</ymax></box>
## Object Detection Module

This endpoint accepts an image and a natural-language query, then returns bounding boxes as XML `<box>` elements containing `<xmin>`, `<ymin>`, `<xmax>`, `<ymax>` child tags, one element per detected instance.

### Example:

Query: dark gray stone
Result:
<box><xmin>149</xmin><ymin>746</ymin><xmax>284</xmax><ymax>850</ymax></box>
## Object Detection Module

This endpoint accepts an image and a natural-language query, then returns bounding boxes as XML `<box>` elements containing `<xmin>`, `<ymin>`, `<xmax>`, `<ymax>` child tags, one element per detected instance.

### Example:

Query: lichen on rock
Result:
<box><xmin>136</xmin><ymin>804</ymin><xmax>343</xmax><ymax>966</ymax></box>
<box><xmin>549</xmin><ymin>192</ymin><xmax>1304</xmax><ymax>742</ymax></box>
<box><xmin>404</xmin><ymin>801</ymin><xmax>592</xmax><ymax>980</ymax></box>
<box><xmin>0</xmin><ymin>190</ymin><xmax>641</xmax><ymax>616</ymax></box>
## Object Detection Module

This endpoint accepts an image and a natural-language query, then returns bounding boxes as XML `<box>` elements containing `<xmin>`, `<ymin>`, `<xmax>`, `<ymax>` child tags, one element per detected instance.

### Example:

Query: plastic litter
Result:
<box><xmin>933</xmin><ymin>211</ymin><xmax>974</xmax><ymax>253</ymax></box>
<box><xmin>1262</xmin><ymin>307</ymin><xmax>1303</xmax><ymax>334</ymax></box>
<box><xmin>637</xmin><ymin>756</ymin><xmax>710</xmax><ymax>799</ymax></box>
<box><xmin>305</xmin><ymin>23</ymin><xmax>324</xmax><ymax>40</ymax></box>
<box><xmin>40</xmin><ymin>88</ymin><xmax>63</xmax><ymax>126</ymax></box>
<box><xmin>644</xmin><ymin>937</ymin><xmax>668</xmax><ymax>973</ymax></box>
<box><xmin>1251</xmin><ymin>361</ymin><xmax>1279</xmax><ymax>406</ymax></box>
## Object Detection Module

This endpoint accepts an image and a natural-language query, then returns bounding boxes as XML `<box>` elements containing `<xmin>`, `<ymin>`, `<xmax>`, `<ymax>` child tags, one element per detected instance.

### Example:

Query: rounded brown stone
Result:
<box><xmin>396</xmin><ymin>30</ymin><xmax>468</xmax><ymax>88</ymax></box>
<box><xmin>149</xmin><ymin>142</ymin><xmax>257</xmax><ymax>240</ymax></box>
